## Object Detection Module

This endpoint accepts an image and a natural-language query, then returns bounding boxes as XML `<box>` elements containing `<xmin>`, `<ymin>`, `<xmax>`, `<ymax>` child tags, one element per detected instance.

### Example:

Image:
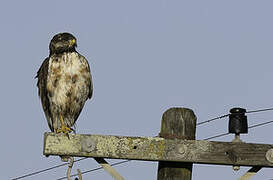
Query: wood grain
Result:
<box><xmin>44</xmin><ymin>132</ymin><xmax>273</xmax><ymax>167</ymax></box>
<box><xmin>157</xmin><ymin>108</ymin><xmax>196</xmax><ymax>180</ymax></box>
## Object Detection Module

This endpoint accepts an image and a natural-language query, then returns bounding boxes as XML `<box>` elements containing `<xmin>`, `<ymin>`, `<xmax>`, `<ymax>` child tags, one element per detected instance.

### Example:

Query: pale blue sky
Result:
<box><xmin>1</xmin><ymin>0</ymin><xmax>273</xmax><ymax>179</ymax></box>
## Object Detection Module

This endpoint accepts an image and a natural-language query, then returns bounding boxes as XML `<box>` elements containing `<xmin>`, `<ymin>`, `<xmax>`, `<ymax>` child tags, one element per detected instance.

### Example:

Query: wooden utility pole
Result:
<box><xmin>43</xmin><ymin>107</ymin><xmax>273</xmax><ymax>179</ymax></box>
<box><xmin>157</xmin><ymin>108</ymin><xmax>196</xmax><ymax>180</ymax></box>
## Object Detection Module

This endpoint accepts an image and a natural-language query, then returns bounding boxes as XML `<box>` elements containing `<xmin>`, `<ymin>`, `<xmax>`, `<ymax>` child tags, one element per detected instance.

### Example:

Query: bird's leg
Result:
<box><xmin>57</xmin><ymin>114</ymin><xmax>72</xmax><ymax>134</ymax></box>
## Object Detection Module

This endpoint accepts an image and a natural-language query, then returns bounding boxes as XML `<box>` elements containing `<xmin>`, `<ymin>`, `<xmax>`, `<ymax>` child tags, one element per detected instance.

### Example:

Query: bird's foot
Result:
<box><xmin>57</xmin><ymin>114</ymin><xmax>72</xmax><ymax>134</ymax></box>
<box><xmin>56</xmin><ymin>124</ymin><xmax>73</xmax><ymax>134</ymax></box>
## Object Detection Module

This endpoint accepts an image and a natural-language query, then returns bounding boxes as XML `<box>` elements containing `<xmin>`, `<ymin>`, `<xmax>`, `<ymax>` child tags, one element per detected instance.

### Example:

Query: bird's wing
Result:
<box><xmin>36</xmin><ymin>58</ymin><xmax>54</xmax><ymax>132</ymax></box>
<box><xmin>87</xmin><ymin>62</ymin><xmax>93</xmax><ymax>99</ymax></box>
<box><xmin>80</xmin><ymin>55</ymin><xmax>93</xmax><ymax>99</ymax></box>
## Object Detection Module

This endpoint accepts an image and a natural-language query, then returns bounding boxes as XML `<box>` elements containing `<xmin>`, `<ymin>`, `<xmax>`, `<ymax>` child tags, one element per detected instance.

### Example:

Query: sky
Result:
<box><xmin>1</xmin><ymin>0</ymin><xmax>273</xmax><ymax>179</ymax></box>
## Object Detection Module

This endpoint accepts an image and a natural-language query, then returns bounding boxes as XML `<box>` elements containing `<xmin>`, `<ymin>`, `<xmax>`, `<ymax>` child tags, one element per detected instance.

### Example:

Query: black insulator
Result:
<box><xmin>228</xmin><ymin>108</ymin><xmax>248</xmax><ymax>134</ymax></box>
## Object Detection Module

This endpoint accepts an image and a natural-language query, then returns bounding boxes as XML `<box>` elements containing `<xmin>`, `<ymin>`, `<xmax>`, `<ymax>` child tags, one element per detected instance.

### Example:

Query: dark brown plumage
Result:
<box><xmin>36</xmin><ymin>32</ymin><xmax>93</xmax><ymax>133</ymax></box>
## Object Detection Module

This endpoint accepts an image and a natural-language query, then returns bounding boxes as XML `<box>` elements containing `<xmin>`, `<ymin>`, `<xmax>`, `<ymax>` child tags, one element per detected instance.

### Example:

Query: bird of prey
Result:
<box><xmin>36</xmin><ymin>32</ymin><xmax>93</xmax><ymax>133</ymax></box>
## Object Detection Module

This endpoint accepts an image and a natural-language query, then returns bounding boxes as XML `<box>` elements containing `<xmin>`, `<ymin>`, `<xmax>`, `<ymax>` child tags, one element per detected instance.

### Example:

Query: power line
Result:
<box><xmin>11</xmin><ymin>158</ymin><xmax>87</xmax><ymax>180</ymax></box>
<box><xmin>203</xmin><ymin>132</ymin><xmax>229</xmax><ymax>140</ymax></box>
<box><xmin>203</xmin><ymin>119</ymin><xmax>273</xmax><ymax>140</ymax></box>
<box><xmin>197</xmin><ymin>107</ymin><xmax>273</xmax><ymax>126</ymax></box>
<box><xmin>197</xmin><ymin>114</ymin><xmax>229</xmax><ymax>126</ymax></box>
<box><xmin>246</xmin><ymin>107</ymin><xmax>273</xmax><ymax>114</ymax></box>
<box><xmin>248</xmin><ymin>120</ymin><xmax>273</xmax><ymax>129</ymax></box>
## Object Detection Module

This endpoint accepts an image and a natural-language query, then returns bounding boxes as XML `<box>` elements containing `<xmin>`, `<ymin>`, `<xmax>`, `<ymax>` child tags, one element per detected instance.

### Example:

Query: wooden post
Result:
<box><xmin>157</xmin><ymin>107</ymin><xmax>197</xmax><ymax>180</ymax></box>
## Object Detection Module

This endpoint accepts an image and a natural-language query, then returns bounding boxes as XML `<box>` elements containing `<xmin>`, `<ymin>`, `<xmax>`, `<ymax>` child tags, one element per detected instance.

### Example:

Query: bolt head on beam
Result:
<box><xmin>266</xmin><ymin>149</ymin><xmax>273</xmax><ymax>163</ymax></box>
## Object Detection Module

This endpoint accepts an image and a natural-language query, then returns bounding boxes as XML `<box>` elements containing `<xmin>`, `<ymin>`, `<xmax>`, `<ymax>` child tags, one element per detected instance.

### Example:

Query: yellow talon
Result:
<box><xmin>56</xmin><ymin>115</ymin><xmax>72</xmax><ymax>134</ymax></box>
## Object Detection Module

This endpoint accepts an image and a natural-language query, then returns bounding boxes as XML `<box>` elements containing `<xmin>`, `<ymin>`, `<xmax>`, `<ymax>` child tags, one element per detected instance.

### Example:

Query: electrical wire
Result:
<box><xmin>11</xmin><ymin>158</ymin><xmax>87</xmax><ymax>180</ymax></box>
<box><xmin>203</xmin><ymin>132</ymin><xmax>229</xmax><ymax>140</ymax></box>
<box><xmin>203</xmin><ymin>119</ymin><xmax>273</xmax><ymax>140</ymax></box>
<box><xmin>197</xmin><ymin>107</ymin><xmax>273</xmax><ymax>126</ymax></box>
<box><xmin>248</xmin><ymin>120</ymin><xmax>273</xmax><ymax>129</ymax></box>
<box><xmin>197</xmin><ymin>114</ymin><xmax>229</xmax><ymax>126</ymax></box>
<box><xmin>246</xmin><ymin>107</ymin><xmax>273</xmax><ymax>114</ymax></box>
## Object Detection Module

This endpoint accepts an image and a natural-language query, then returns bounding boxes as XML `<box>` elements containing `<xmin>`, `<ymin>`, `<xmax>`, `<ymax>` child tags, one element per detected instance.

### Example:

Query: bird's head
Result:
<box><xmin>49</xmin><ymin>32</ymin><xmax>77</xmax><ymax>55</ymax></box>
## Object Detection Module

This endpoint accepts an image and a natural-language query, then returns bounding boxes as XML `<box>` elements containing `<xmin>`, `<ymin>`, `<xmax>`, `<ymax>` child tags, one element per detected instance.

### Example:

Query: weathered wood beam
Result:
<box><xmin>44</xmin><ymin>132</ymin><xmax>273</xmax><ymax>167</ymax></box>
<box><xmin>157</xmin><ymin>107</ymin><xmax>196</xmax><ymax>180</ymax></box>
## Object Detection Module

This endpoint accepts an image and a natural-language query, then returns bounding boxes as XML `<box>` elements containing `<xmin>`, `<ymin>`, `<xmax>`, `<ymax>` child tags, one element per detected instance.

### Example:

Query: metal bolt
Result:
<box><xmin>81</xmin><ymin>138</ymin><xmax>96</xmax><ymax>152</ymax></box>
<box><xmin>266</xmin><ymin>149</ymin><xmax>273</xmax><ymax>163</ymax></box>
<box><xmin>177</xmin><ymin>145</ymin><xmax>185</xmax><ymax>155</ymax></box>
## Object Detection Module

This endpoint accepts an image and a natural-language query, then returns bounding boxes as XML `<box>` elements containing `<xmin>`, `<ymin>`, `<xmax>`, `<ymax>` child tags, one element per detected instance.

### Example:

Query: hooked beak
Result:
<box><xmin>69</xmin><ymin>38</ymin><xmax>77</xmax><ymax>47</ymax></box>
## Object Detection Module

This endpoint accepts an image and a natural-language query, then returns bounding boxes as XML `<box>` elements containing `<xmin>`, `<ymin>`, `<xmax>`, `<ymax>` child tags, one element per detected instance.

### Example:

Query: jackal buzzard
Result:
<box><xmin>36</xmin><ymin>32</ymin><xmax>93</xmax><ymax>133</ymax></box>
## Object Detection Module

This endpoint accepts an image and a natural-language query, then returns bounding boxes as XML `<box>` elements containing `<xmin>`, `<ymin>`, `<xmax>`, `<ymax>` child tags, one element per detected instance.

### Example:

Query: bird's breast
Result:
<box><xmin>47</xmin><ymin>52</ymin><xmax>90</xmax><ymax>106</ymax></box>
